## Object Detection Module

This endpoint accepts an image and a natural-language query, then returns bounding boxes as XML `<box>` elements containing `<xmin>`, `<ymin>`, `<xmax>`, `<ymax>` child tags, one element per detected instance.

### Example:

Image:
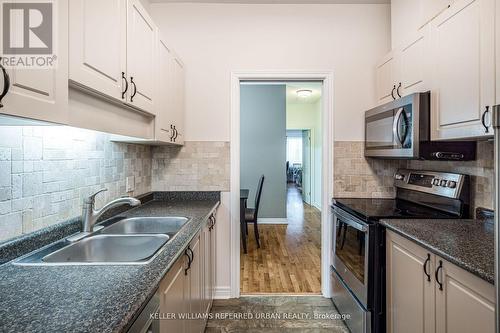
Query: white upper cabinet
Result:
<box><xmin>171</xmin><ymin>56</ymin><xmax>185</xmax><ymax>144</ymax></box>
<box><xmin>398</xmin><ymin>27</ymin><xmax>430</xmax><ymax>96</ymax></box>
<box><xmin>391</xmin><ymin>0</ymin><xmax>424</xmax><ymax>49</ymax></box>
<box><xmin>0</xmin><ymin>0</ymin><xmax>68</xmax><ymax>124</ymax></box>
<box><xmin>125</xmin><ymin>0</ymin><xmax>156</xmax><ymax>115</ymax></box>
<box><xmin>430</xmin><ymin>0</ymin><xmax>495</xmax><ymax>139</ymax></box>
<box><xmin>155</xmin><ymin>35</ymin><xmax>185</xmax><ymax>145</ymax></box>
<box><xmin>69</xmin><ymin>0</ymin><xmax>126</xmax><ymax>101</ymax></box>
<box><xmin>69</xmin><ymin>0</ymin><xmax>157</xmax><ymax>115</ymax></box>
<box><xmin>376</xmin><ymin>52</ymin><xmax>397</xmax><ymax>105</ymax></box>
<box><xmin>421</xmin><ymin>0</ymin><xmax>454</xmax><ymax>26</ymax></box>
<box><xmin>496</xmin><ymin>0</ymin><xmax>500</xmax><ymax>102</ymax></box>
<box><xmin>156</xmin><ymin>37</ymin><xmax>175</xmax><ymax>142</ymax></box>
<box><xmin>375</xmin><ymin>27</ymin><xmax>429</xmax><ymax>106</ymax></box>
<box><xmin>379</xmin><ymin>0</ymin><xmax>496</xmax><ymax>140</ymax></box>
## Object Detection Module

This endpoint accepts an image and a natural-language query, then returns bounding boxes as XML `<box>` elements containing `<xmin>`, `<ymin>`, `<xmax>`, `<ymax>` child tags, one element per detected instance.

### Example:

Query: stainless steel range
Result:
<box><xmin>330</xmin><ymin>169</ymin><xmax>470</xmax><ymax>333</ymax></box>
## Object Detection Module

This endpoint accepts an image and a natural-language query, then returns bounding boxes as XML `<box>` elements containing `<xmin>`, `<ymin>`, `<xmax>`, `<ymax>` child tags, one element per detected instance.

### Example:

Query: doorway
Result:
<box><xmin>238</xmin><ymin>80</ymin><xmax>325</xmax><ymax>294</ymax></box>
<box><xmin>230</xmin><ymin>71</ymin><xmax>334</xmax><ymax>298</ymax></box>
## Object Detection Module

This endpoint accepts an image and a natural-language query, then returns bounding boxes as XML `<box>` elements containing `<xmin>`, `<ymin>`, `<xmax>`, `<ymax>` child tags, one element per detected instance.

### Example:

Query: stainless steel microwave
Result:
<box><xmin>364</xmin><ymin>92</ymin><xmax>476</xmax><ymax>160</ymax></box>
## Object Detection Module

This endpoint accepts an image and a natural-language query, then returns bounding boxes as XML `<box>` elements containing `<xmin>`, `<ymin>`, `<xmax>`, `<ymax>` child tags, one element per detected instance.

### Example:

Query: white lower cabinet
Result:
<box><xmin>159</xmin><ymin>211</ymin><xmax>218</xmax><ymax>333</ymax></box>
<box><xmin>386</xmin><ymin>231</ymin><xmax>495</xmax><ymax>333</ymax></box>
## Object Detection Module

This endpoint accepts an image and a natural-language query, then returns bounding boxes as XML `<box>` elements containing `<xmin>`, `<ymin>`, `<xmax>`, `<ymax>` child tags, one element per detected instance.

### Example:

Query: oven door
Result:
<box><xmin>365</xmin><ymin>94</ymin><xmax>417</xmax><ymax>158</ymax></box>
<box><xmin>333</xmin><ymin>207</ymin><xmax>370</xmax><ymax>306</ymax></box>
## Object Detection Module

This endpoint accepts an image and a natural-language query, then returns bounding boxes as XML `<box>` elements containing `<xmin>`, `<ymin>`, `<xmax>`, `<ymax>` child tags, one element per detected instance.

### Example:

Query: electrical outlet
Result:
<box><xmin>126</xmin><ymin>176</ymin><xmax>135</xmax><ymax>193</ymax></box>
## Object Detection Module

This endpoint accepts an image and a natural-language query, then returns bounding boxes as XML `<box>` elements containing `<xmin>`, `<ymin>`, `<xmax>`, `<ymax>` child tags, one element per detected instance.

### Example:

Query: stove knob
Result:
<box><xmin>440</xmin><ymin>180</ymin><xmax>448</xmax><ymax>187</ymax></box>
<box><xmin>432</xmin><ymin>178</ymin><xmax>440</xmax><ymax>186</ymax></box>
<box><xmin>447</xmin><ymin>180</ymin><xmax>457</xmax><ymax>188</ymax></box>
<box><xmin>394</xmin><ymin>173</ymin><xmax>405</xmax><ymax>180</ymax></box>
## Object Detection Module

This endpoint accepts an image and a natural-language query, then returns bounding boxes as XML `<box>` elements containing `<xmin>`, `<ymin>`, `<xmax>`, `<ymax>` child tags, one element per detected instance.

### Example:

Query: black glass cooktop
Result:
<box><xmin>332</xmin><ymin>197</ymin><xmax>459</xmax><ymax>222</ymax></box>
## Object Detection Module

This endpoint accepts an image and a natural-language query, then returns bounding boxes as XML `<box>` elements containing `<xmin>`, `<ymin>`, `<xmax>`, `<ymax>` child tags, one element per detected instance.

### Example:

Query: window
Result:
<box><xmin>286</xmin><ymin>136</ymin><xmax>302</xmax><ymax>165</ymax></box>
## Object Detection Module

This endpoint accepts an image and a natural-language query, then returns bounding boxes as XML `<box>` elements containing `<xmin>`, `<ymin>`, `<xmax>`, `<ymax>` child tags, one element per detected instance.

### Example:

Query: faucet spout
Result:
<box><xmin>81</xmin><ymin>189</ymin><xmax>141</xmax><ymax>233</ymax></box>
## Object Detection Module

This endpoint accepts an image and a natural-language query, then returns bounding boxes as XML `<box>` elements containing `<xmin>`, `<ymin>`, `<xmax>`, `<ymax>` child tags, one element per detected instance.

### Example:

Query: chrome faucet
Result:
<box><xmin>81</xmin><ymin>189</ymin><xmax>141</xmax><ymax>233</ymax></box>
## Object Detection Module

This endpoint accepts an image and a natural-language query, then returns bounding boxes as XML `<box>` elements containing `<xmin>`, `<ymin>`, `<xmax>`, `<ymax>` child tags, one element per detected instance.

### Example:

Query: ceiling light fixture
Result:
<box><xmin>296</xmin><ymin>89</ymin><xmax>313</xmax><ymax>98</ymax></box>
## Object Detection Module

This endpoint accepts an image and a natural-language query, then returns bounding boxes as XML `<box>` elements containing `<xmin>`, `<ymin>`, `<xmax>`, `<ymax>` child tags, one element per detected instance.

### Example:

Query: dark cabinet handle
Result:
<box><xmin>170</xmin><ymin>124</ymin><xmax>175</xmax><ymax>141</ymax></box>
<box><xmin>173</xmin><ymin>126</ymin><xmax>178</xmax><ymax>141</ymax></box>
<box><xmin>423</xmin><ymin>253</ymin><xmax>431</xmax><ymax>282</ymax></box>
<box><xmin>396</xmin><ymin>82</ymin><xmax>402</xmax><ymax>98</ymax></box>
<box><xmin>482</xmin><ymin>106</ymin><xmax>490</xmax><ymax>133</ymax></box>
<box><xmin>184</xmin><ymin>246</ymin><xmax>193</xmax><ymax>275</ymax></box>
<box><xmin>0</xmin><ymin>58</ymin><xmax>11</xmax><ymax>108</ymax></box>
<box><xmin>121</xmin><ymin>72</ymin><xmax>128</xmax><ymax>100</ymax></box>
<box><xmin>435</xmin><ymin>260</ymin><xmax>443</xmax><ymax>291</ymax></box>
<box><xmin>130</xmin><ymin>77</ymin><xmax>137</xmax><ymax>102</ymax></box>
<box><xmin>391</xmin><ymin>85</ymin><xmax>396</xmax><ymax>100</ymax></box>
<box><xmin>209</xmin><ymin>214</ymin><xmax>216</xmax><ymax>231</ymax></box>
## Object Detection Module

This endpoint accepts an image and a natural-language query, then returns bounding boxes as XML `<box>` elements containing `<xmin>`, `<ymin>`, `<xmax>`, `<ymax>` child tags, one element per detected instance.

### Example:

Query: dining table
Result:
<box><xmin>240</xmin><ymin>189</ymin><xmax>249</xmax><ymax>254</ymax></box>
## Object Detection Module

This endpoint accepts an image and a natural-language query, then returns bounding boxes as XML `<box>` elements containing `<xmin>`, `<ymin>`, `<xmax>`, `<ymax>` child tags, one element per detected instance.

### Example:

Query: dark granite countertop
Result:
<box><xmin>381</xmin><ymin>218</ymin><xmax>494</xmax><ymax>284</ymax></box>
<box><xmin>0</xmin><ymin>192</ymin><xmax>220</xmax><ymax>333</ymax></box>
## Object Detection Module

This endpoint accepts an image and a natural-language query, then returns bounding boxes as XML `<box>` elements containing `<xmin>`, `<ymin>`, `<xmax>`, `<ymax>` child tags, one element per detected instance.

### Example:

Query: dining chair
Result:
<box><xmin>245</xmin><ymin>175</ymin><xmax>264</xmax><ymax>248</ymax></box>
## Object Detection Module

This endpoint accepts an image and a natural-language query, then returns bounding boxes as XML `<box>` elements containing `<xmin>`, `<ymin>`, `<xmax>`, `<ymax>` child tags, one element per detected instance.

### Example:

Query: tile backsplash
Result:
<box><xmin>334</xmin><ymin>140</ymin><xmax>495</xmax><ymax>212</ymax></box>
<box><xmin>0</xmin><ymin>126</ymin><xmax>152</xmax><ymax>242</ymax></box>
<box><xmin>334</xmin><ymin>141</ymin><xmax>405</xmax><ymax>198</ymax></box>
<box><xmin>152</xmin><ymin>141</ymin><xmax>230</xmax><ymax>192</ymax></box>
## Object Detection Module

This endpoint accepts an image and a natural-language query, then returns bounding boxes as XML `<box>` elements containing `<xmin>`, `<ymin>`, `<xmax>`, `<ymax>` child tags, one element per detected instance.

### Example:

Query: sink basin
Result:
<box><xmin>101</xmin><ymin>217</ymin><xmax>188</xmax><ymax>235</ymax></box>
<box><xmin>42</xmin><ymin>234</ymin><xmax>169</xmax><ymax>264</ymax></box>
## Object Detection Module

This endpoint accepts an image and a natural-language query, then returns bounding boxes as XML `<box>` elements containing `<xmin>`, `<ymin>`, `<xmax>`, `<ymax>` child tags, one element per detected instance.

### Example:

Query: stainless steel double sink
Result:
<box><xmin>15</xmin><ymin>217</ymin><xmax>189</xmax><ymax>265</ymax></box>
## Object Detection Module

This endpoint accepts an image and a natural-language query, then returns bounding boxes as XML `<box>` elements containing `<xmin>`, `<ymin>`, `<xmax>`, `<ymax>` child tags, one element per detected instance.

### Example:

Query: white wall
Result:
<box><xmin>287</xmin><ymin>100</ymin><xmax>322</xmax><ymax>209</ymax></box>
<box><xmin>150</xmin><ymin>3</ymin><xmax>391</xmax><ymax>141</ymax></box>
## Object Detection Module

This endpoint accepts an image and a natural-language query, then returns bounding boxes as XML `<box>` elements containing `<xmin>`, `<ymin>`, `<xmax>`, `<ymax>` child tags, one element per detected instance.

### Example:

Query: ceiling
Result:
<box><xmin>286</xmin><ymin>83</ymin><xmax>322</xmax><ymax>105</ymax></box>
<box><xmin>151</xmin><ymin>0</ymin><xmax>389</xmax><ymax>4</ymax></box>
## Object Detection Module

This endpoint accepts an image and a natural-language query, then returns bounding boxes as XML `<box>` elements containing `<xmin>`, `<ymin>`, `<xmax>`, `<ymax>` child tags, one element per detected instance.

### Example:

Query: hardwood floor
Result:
<box><xmin>240</xmin><ymin>184</ymin><xmax>321</xmax><ymax>294</ymax></box>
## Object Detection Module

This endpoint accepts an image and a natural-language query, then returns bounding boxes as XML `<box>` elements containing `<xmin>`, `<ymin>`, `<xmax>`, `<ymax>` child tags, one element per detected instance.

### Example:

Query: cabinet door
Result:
<box><xmin>210</xmin><ymin>214</ymin><xmax>217</xmax><ymax>302</ymax></box>
<box><xmin>496</xmin><ymin>0</ymin><xmax>500</xmax><ymax>103</ymax></box>
<box><xmin>421</xmin><ymin>0</ymin><xmax>453</xmax><ymax>25</ymax></box>
<box><xmin>435</xmin><ymin>257</ymin><xmax>495</xmax><ymax>333</ymax></box>
<box><xmin>392</xmin><ymin>0</ymin><xmax>424</xmax><ymax>49</ymax></box>
<box><xmin>156</xmin><ymin>36</ymin><xmax>175</xmax><ymax>142</ymax></box>
<box><xmin>188</xmin><ymin>234</ymin><xmax>204</xmax><ymax>333</ymax></box>
<box><xmin>376</xmin><ymin>52</ymin><xmax>397</xmax><ymax>105</ymax></box>
<box><xmin>202</xmin><ymin>225</ymin><xmax>212</xmax><ymax>315</ymax></box>
<box><xmin>171</xmin><ymin>56</ymin><xmax>185</xmax><ymax>144</ymax></box>
<box><xmin>386</xmin><ymin>231</ymin><xmax>435</xmax><ymax>333</ymax></box>
<box><xmin>430</xmin><ymin>0</ymin><xmax>495</xmax><ymax>139</ymax></box>
<box><xmin>0</xmin><ymin>0</ymin><xmax>68</xmax><ymax>124</ymax></box>
<box><xmin>69</xmin><ymin>0</ymin><xmax>126</xmax><ymax>102</ymax></box>
<box><xmin>126</xmin><ymin>0</ymin><xmax>156</xmax><ymax>115</ymax></box>
<box><xmin>159</xmin><ymin>255</ymin><xmax>188</xmax><ymax>333</ymax></box>
<box><xmin>398</xmin><ymin>27</ymin><xmax>429</xmax><ymax>97</ymax></box>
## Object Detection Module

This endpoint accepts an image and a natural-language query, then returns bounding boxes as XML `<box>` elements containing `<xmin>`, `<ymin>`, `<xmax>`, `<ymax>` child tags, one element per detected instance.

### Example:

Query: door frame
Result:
<box><xmin>230</xmin><ymin>70</ymin><xmax>334</xmax><ymax>297</ymax></box>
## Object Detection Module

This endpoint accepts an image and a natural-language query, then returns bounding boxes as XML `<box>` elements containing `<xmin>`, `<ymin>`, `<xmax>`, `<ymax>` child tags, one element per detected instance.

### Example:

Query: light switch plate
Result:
<box><xmin>126</xmin><ymin>176</ymin><xmax>135</xmax><ymax>193</ymax></box>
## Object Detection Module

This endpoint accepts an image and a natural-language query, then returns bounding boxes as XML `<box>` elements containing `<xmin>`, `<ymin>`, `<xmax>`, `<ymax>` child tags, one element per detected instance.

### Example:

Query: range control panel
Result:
<box><xmin>393</xmin><ymin>169</ymin><xmax>466</xmax><ymax>199</ymax></box>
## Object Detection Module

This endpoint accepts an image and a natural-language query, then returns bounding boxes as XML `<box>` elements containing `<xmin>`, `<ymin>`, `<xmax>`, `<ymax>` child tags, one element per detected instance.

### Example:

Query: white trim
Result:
<box><xmin>213</xmin><ymin>287</ymin><xmax>232</xmax><ymax>299</ymax></box>
<box><xmin>257</xmin><ymin>218</ymin><xmax>288</xmax><ymax>224</ymax></box>
<box><xmin>230</xmin><ymin>70</ymin><xmax>334</xmax><ymax>299</ymax></box>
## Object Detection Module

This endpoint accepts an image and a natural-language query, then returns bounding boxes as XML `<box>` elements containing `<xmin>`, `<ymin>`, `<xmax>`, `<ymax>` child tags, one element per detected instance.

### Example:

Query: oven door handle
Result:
<box><xmin>337</xmin><ymin>216</ymin><xmax>368</xmax><ymax>233</ymax></box>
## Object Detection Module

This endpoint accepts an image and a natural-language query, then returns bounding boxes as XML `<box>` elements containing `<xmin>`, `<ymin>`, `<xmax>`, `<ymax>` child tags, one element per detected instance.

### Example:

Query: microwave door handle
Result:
<box><xmin>393</xmin><ymin>108</ymin><xmax>404</xmax><ymax>147</ymax></box>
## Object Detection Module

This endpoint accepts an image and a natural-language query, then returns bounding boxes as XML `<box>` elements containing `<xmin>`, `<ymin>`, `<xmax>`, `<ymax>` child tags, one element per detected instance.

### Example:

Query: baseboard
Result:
<box><xmin>257</xmin><ymin>218</ymin><xmax>288</xmax><ymax>224</ymax></box>
<box><xmin>312</xmin><ymin>202</ymin><xmax>322</xmax><ymax>211</ymax></box>
<box><xmin>214</xmin><ymin>286</ymin><xmax>232</xmax><ymax>299</ymax></box>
